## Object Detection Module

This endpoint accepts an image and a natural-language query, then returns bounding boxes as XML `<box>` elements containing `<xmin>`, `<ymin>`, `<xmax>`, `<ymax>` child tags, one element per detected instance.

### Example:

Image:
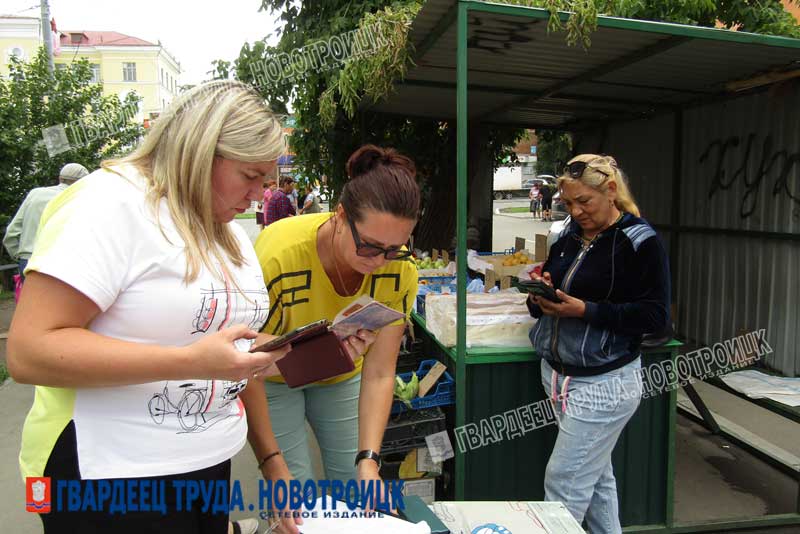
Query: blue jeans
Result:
<box><xmin>541</xmin><ymin>357</ymin><xmax>642</xmax><ymax>534</ymax></box>
<box><xmin>264</xmin><ymin>374</ymin><xmax>361</xmax><ymax>484</ymax></box>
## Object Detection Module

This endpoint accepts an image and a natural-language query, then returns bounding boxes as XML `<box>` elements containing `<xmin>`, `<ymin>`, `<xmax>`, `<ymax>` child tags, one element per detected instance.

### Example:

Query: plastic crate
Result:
<box><xmin>391</xmin><ymin>360</ymin><xmax>455</xmax><ymax>415</ymax></box>
<box><xmin>419</xmin><ymin>274</ymin><xmax>457</xmax><ymax>287</ymax></box>
<box><xmin>397</xmin><ymin>350</ymin><xmax>428</xmax><ymax>376</ymax></box>
<box><xmin>384</xmin><ymin>407</ymin><xmax>446</xmax><ymax>442</ymax></box>
<box><xmin>381</xmin><ymin>407</ymin><xmax>447</xmax><ymax>459</ymax></box>
<box><xmin>477</xmin><ymin>248</ymin><xmax>514</xmax><ymax>256</ymax></box>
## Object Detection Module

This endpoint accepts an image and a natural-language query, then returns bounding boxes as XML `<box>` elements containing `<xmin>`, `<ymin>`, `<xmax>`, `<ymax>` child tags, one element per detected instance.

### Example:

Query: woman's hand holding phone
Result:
<box><xmin>530</xmin><ymin>272</ymin><xmax>587</xmax><ymax>319</ymax></box>
<box><xmin>186</xmin><ymin>325</ymin><xmax>291</xmax><ymax>381</ymax></box>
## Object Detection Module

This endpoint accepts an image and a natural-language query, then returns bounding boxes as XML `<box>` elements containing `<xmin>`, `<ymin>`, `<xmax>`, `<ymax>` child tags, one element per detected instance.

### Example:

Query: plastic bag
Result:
<box><xmin>425</xmin><ymin>291</ymin><xmax>536</xmax><ymax>348</ymax></box>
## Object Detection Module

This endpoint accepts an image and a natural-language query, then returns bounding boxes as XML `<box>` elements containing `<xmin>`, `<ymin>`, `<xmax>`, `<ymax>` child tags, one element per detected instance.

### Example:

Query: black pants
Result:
<box><xmin>40</xmin><ymin>422</ymin><xmax>230</xmax><ymax>533</ymax></box>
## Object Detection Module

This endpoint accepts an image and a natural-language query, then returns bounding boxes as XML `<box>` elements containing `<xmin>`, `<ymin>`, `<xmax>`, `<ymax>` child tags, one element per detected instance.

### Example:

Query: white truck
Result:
<box><xmin>493</xmin><ymin>165</ymin><xmax>526</xmax><ymax>200</ymax></box>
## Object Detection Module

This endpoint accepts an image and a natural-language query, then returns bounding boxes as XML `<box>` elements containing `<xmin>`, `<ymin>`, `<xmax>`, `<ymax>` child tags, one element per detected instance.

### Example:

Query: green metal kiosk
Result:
<box><xmin>368</xmin><ymin>1</ymin><xmax>800</xmax><ymax>531</ymax></box>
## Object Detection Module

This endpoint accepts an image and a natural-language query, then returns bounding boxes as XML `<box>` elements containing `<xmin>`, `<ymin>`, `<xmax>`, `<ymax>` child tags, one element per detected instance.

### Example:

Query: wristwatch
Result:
<box><xmin>354</xmin><ymin>449</ymin><xmax>382</xmax><ymax>469</ymax></box>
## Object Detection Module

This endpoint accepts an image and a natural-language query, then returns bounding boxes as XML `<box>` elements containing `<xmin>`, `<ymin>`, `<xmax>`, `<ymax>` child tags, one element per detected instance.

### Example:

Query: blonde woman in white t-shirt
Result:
<box><xmin>8</xmin><ymin>81</ymin><xmax>373</xmax><ymax>534</ymax></box>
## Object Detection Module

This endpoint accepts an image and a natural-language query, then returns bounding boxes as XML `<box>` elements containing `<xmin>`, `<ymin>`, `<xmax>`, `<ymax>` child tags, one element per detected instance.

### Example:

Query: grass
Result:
<box><xmin>500</xmin><ymin>207</ymin><xmax>533</xmax><ymax>214</ymax></box>
<box><xmin>0</xmin><ymin>289</ymin><xmax>14</xmax><ymax>301</ymax></box>
<box><xmin>234</xmin><ymin>213</ymin><xmax>256</xmax><ymax>220</ymax></box>
<box><xmin>0</xmin><ymin>363</ymin><xmax>8</xmax><ymax>384</ymax></box>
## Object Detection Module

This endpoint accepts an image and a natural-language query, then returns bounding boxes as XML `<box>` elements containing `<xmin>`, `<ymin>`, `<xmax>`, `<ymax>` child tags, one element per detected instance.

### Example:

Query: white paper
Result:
<box><xmin>431</xmin><ymin>501</ymin><xmax>584</xmax><ymax>534</ymax></box>
<box><xmin>720</xmin><ymin>370</ymin><xmax>800</xmax><ymax>406</ymax></box>
<box><xmin>425</xmin><ymin>431</ymin><xmax>454</xmax><ymax>464</ymax></box>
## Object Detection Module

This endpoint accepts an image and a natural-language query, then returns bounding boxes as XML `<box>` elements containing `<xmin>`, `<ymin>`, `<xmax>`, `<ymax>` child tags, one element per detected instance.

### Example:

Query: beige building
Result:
<box><xmin>0</xmin><ymin>16</ymin><xmax>42</xmax><ymax>77</ymax></box>
<box><xmin>0</xmin><ymin>15</ymin><xmax>180</xmax><ymax>121</ymax></box>
<box><xmin>55</xmin><ymin>30</ymin><xmax>181</xmax><ymax>121</ymax></box>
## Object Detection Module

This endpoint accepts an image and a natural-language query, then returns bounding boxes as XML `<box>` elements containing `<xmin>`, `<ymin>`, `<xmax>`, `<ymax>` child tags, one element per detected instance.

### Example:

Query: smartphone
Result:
<box><xmin>249</xmin><ymin>319</ymin><xmax>330</xmax><ymax>353</ymax></box>
<box><xmin>519</xmin><ymin>279</ymin><xmax>562</xmax><ymax>303</ymax></box>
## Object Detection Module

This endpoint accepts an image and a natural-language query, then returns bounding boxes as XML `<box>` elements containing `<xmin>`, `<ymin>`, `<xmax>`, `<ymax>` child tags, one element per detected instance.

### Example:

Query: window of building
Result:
<box><xmin>90</xmin><ymin>64</ymin><xmax>101</xmax><ymax>83</ymax></box>
<box><xmin>160</xmin><ymin>68</ymin><xmax>163</xmax><ymax>84</ymax></box>
<box><xmin>123</xmin><ymin>62</ymin><xmax>137</xmax><ymax>82</ymax></box>
<box><xmin>70</xmin><ymin>33</ymin><xmax>83</xmax><ymax>44</ymax></box>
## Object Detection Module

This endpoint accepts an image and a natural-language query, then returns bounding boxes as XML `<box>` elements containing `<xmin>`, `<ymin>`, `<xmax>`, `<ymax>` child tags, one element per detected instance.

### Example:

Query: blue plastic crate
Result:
<box><xmin>391</xmin><ymin>359</ymin><xmax>455</xmax><ymax>415</ymax></box>
<box><xmin>477</xmin><ymin>248</ymin><xmax>514</xmax><ymax>256</ymax></box>
<box><xmin>418</xmin><ymin>274</ymin><xmax>457</xmax><ymax>287</ymax></box>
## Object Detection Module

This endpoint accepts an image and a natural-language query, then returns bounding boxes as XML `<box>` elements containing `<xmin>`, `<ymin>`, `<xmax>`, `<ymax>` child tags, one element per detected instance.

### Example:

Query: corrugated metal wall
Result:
<box><xmin>576</xmin><ymin>87</ymin><xmax>800</xmax><ymax>376</ymax></box>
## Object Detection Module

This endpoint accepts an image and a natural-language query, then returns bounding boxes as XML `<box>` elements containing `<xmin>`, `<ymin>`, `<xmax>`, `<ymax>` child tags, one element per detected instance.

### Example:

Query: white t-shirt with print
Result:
<box><xmin>25</xmin><ymin>165</ymin><xmax>269</xmax><ymax>479</ymax></box>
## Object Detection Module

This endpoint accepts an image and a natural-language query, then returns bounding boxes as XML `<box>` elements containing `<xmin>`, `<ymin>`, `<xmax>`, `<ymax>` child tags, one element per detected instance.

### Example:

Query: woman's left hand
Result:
<box><xmin>533</xmin><ymin>289</ymin><xmax>586</xmax><ymax>319</ymax></box>
<box><xmin>356</xmin><ymin>460</ymin><xmax>388</xmax><ymax>512</ymax></box>
<box><xmin>343</xmin><ymin>329</ymin><xmax>377</xmax><ymax>361</ymax></box>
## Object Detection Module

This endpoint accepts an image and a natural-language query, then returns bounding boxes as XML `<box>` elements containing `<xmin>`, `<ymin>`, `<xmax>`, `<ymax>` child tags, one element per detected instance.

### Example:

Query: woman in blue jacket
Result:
<box><xmin>528</xmin><ymin>154</ymin><xmax>671</xmax><ymax>534</ymax></box>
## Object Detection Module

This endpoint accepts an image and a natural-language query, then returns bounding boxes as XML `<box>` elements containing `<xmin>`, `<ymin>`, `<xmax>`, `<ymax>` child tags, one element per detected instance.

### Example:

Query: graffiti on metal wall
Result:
<box><xmin>700</xmin><ymin>133</ymin><xmax>800</xmax><ymax>219</ymax></box>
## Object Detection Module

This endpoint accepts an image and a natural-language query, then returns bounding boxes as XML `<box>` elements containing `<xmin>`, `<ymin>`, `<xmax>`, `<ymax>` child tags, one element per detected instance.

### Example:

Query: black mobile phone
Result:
<box><xmin>519</xmin><ymin>279</ymin><xmax>562</xmax><ymax>303</ymax></box>
<box><xmin>249</xmin><ymin>319</ymin><xmax>330</xmax><ymax>353</ymax></box>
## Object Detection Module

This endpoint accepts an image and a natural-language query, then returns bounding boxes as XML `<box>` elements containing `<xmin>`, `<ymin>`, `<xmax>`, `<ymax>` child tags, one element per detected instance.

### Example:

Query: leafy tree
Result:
<box><xmin>536</xmin><ymin>131</ymin><xmax>573</xmax><ymax>177</ymax></box>
<box><xmin>0</xmin><ymin>48</ymin><xmax>143</xmax><ymax>262</ymax></box>
<box><xmin>231</xmin><ymin>1</ymin><xmax>522</xmax><ymax>250</ymax></box>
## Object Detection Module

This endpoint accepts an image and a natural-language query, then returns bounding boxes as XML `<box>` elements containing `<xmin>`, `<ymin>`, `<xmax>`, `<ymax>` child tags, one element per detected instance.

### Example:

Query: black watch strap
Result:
<box><xmin>354</xmin><ymin>449</ymin><xmax>382</xmax><ymax>468</ymax></box>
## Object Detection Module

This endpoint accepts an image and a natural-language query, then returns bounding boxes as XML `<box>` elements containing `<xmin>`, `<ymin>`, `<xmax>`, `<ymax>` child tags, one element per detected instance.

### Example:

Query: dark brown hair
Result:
<box><xmin>279</xmin><ymin>176</ymin><xmax>294</xmax><ymax>187</ymax></box>
<box><xmin>340</xmin><ymin>144</ymin><xmax>420</xmax><ymax>222</ymax></box>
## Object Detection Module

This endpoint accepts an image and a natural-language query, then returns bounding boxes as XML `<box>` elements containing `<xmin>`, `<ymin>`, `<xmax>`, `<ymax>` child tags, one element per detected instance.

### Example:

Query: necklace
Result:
<box><xmin>581</xmin><ymin>211</ymin><xmax>624</xmax><ymax>249</ymax></box>
<box><xmin>330</xmin><ymin>221</ymin><xmax>358</xmax><ymax>296</ymax></box>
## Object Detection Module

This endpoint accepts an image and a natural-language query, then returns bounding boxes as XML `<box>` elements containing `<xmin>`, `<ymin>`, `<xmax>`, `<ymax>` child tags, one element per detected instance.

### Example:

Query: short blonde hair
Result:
<box><xmin>557</xmin><ymin>154</ymin><xmax>640</xmax><ymax>217</ymax></box>
<box><xmin>104</xmin><ymin>80</ymin><xmax>285</xmax><ymax>283</ymax></box>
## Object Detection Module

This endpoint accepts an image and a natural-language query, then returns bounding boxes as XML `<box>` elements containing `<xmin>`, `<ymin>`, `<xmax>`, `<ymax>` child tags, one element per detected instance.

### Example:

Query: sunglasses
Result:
<box><xmin>564</xmin><ymin>160</ymin><xmax>611</xmax><ymax>179</ymax></box>
<box><xmin>347</xmin><ymin>217</ymin><xmax>412</xmax><ymax>260</ymax></box>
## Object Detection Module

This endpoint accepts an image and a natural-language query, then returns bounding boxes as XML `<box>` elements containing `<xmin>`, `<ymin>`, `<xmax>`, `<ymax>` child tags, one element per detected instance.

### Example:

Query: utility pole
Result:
<box><xmin>41</xmin><ymin>0</ymin><xmax>55</xmax><ymax>74</ymax></box>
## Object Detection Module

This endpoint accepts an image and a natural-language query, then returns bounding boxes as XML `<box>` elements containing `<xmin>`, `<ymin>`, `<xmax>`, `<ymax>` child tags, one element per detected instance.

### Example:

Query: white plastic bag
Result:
<box><xmin>425</xmin><ymin>291</ymin><xmax>536</xmax><ymax>348</ymax></box>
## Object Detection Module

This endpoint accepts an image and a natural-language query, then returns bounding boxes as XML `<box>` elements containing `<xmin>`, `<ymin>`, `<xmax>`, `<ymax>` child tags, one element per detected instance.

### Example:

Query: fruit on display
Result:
<box><xmin>414</xmin><ymin>256</ymin><xmax>448</xmax><ymax>271</ymax></box>
<box><xmin>502</xmin><ymin>251</ymin><xmax>534</xmax><ymax>266</ymax></box>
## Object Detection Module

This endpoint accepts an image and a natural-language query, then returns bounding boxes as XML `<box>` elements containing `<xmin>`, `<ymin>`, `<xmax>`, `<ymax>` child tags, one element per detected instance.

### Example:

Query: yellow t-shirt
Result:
<box><xmin>254</xmin><ymin>212</ymin><xmax>418</xmax><ymax>385</ymax></box>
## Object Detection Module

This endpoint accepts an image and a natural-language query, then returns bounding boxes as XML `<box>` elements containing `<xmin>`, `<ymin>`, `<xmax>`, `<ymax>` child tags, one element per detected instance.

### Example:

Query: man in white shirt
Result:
<box><xmin>3</xmin><ymin>163</ymin><xmax>89</xmax><ymax>278</ymax></box>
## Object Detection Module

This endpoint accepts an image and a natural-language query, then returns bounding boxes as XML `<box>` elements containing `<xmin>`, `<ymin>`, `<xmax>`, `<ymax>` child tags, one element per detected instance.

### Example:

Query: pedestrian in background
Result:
<box><xmin>3</xmin><ymin>163</ymin><xmax>89</xmax><ymax>280</ymax></box>
<box><xmin>299</xmin><ymin>183</ymin><xmax>321</xmax><ymax>214</ymax></box>
<box><xmin>265</xmin><ymin>176</ymin><xmax>296</xmax><ymax>226</ymax></box>
<box><xmin>258</xmin><ymin>178</ymin><xmax>277</xmax><ymax>229</ymax></box>
<box><xmin>529</xmin><ymin>182</ymin><xmax>541</xmax><ymax>219</ymax></box>
<box><xmin>540</xmin><ymin>182</ymin><xmax>554</xmax><ymax>221</ymax></box>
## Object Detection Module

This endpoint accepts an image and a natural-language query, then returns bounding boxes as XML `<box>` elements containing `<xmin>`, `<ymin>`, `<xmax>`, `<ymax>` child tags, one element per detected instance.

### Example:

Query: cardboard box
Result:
<box><xmin>534</xmin><ymin>233</ymin><xmax>548</xmax><ymax>261</ymax></box>
<box><xmin>401</xmin><ymin>477</ymin><xmax>436</xmax><ymax>505</ymax></box>
<box><xmin>482</xmin><ymin>251</ymin><xmax>535</xmax><ymax>278</ymax></box>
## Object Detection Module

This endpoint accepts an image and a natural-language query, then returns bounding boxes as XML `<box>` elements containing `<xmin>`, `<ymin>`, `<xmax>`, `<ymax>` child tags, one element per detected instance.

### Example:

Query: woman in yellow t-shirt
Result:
<box><xmin>241</xmin><ymin>144</ymin><xmax>420</xmax><ymax>519</ymax></box>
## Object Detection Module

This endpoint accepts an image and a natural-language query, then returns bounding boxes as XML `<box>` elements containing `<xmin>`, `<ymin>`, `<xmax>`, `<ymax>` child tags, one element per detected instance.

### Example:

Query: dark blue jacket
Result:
<box><xmin>528</xmin><ymin>213</ymin><xmax>671</xmax><ymax>376</ymax></box>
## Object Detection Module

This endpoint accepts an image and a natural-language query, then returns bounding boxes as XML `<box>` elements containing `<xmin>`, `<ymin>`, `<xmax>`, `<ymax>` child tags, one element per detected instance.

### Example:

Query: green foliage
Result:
<box><xmin>536</xmin><ymin>130</ymin><xmax>573</xmax><ymax>176</ymax></box>
<box><xmin>0</xmin><ymin>48</ymin><xmax>144</xmax><ymax>259</ymax></box>
<box><xmin>318</xmin><ymin>4</ymin><xmax>420</xmax><ymax>128</ymax></box>
<box><xmin>234</xmin><ymin>0</ymin><xmax>522</xmax><ymax>219</ymax></box>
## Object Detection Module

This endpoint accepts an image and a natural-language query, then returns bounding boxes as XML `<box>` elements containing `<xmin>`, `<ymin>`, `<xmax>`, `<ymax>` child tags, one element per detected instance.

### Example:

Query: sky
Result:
<box><xmin>4</xmin><ymin>0</ymin><xmax>282</xmax><ymax>85</ymax></box>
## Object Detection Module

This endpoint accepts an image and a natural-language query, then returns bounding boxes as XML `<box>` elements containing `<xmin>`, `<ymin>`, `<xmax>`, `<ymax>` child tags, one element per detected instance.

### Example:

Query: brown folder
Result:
<box><xmin>275</xmin><ymin>330</ymin><xmax>355</xmax><ymax>388</ymax></box>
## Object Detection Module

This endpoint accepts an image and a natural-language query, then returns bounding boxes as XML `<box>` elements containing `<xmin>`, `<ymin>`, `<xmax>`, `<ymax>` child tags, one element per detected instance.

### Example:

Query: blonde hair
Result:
<box><xmin>557</xmin><ymin>154</ymin><xmax>640</xmax><ymax>217</ymax></box>
<box><xmin>104</xmin><ymin>80</ymin><xmax>285</xmax><ymax>283</ymax></box>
